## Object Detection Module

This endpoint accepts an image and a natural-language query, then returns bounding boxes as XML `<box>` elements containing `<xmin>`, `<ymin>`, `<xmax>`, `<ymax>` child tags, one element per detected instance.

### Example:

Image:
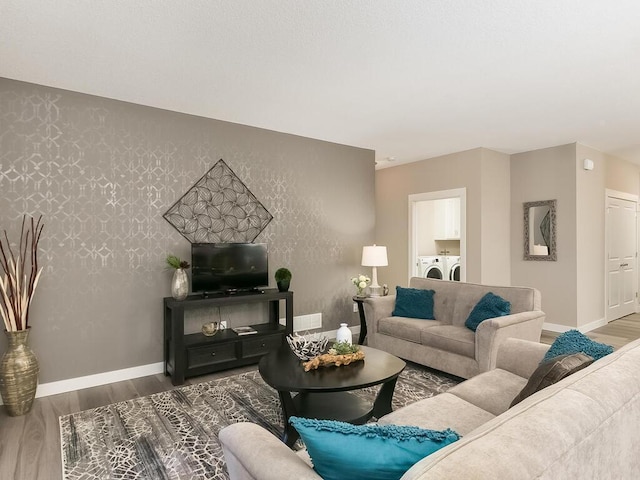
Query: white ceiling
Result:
<box><xmin>2</xmin><ymin>0</ymin><xmax>639</xmax><ymax>169</ymax></box>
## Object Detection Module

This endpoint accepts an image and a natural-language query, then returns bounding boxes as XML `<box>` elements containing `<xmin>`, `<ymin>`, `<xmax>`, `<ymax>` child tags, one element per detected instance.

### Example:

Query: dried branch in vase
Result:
<box><xmin>0</xmin><ymin>215</ymin><xmax>44</xmax><ymax>331</ymax></box>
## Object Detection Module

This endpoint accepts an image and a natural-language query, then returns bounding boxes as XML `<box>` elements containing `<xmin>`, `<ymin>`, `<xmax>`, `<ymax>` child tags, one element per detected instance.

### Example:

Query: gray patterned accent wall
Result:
<box><xmin>0</xmin><ymin>78</ymin><xmax>375</xmax><ymax>384</ymax></box>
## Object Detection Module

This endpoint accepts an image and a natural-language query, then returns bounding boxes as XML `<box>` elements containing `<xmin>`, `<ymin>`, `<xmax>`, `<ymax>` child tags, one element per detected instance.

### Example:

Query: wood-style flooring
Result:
<box><xmin>540</xmin><ymin>312</ymin><xmax>640</xmax><ymax>350</ymax></box>
<box><xmin>2</xmin><ymin>315</ymin><xmax>640</xmax><ymax>480</ymax></box>
<box><xmin>0</xmin><ymin>365</ymin><xmax>257</xmax><ymax>480</ymax></box>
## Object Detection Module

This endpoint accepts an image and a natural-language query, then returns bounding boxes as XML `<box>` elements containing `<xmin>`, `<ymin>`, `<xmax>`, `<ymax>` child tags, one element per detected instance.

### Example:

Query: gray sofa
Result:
<box><xmin>363</xmin><ymin>277</ymin><xmax>545</xmax><ymax>378</ymax></box>
<box><xmin>219</xmin><ymin>337</ymin><xmax>640</xmax><ymax>479</ymax></box>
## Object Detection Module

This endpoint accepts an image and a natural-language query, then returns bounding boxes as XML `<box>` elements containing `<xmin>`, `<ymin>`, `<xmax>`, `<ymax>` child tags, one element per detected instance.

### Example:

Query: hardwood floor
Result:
<box><xmin>540</xmin><ymin>312</ymin><xmax>640</xmax><ymax>350</ymax></box>
<box><xmin>2</xmin><ymin>315</ymin><xmax>639</xmax><ymax>480</ymax></box>
<box><xmin>0</xmin><ymin>365</ymin><xmax>257</xmax><ymax>480</ymax></box>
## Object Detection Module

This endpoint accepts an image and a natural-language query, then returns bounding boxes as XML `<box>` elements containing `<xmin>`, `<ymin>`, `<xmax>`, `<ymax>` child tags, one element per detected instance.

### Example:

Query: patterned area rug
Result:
<box><xmin>59</xmin><ymin>364</ymin><xmax>460</xmax><ymax>480</ymax></box>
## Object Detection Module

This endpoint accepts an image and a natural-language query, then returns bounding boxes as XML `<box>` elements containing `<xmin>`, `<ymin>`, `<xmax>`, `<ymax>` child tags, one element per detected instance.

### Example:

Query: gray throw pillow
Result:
<box><xmin>510</xmin><ymin>353</ymin><xmax>594</xmax><ymax>408</ymax></box>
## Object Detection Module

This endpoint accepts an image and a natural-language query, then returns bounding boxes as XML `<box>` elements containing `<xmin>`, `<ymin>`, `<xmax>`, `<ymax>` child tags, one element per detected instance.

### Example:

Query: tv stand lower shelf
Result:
<box><xmin>163</xmin><ymin>289</ymin><xmax>293</xmax><ymax>385</ymax></box>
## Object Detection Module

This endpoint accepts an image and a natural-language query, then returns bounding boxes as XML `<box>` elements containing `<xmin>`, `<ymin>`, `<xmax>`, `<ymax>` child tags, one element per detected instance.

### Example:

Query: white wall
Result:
<box><xmin>606</xmin><ymin>154</ymin><xmax>640</xmax><ymax>197</ymax></box>
<box><xmin>376</xmin><ymin>148</ymin><xmax>483</xmax><ymax>288</ymax></box>
<box><xmin>379</xmin><ymin>142</ymin><xmax>639</xmax><ymax>332</ymax></box>
<box><xmin>416</xmin><ymin>200</ymin><xmax>437</xmax><ymax>256</ymax></box>
<box><xmin>510</xmin><ymin>144</ymin><xmax>578</xmax><ymax>328</ymax></box>
<box><xmin>375</xmin><ymin>147</ymin><xmax>511</xmax><ymax>289</ymax></box>
<box><xmin>575</xmin><ymin>144</ymin><xmax>606</xmax><ymax>329</ymax></box>
<box><xmin>480</xmin><ymin>149</ymin><xmax>511</xmax><ymax>285</ymax></box>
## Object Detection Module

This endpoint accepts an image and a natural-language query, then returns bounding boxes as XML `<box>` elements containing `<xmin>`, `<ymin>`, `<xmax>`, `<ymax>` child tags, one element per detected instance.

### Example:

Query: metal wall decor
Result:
<box><xmin>163</xmin><ymin>159</ymin><xmax>273</xmax><ymax>243</ymax></box>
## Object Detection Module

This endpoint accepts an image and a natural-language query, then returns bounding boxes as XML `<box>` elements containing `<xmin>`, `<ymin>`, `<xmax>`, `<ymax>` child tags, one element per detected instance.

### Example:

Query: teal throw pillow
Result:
<box><xmin>289</xmin><ymin>417</ymin><xmax>459</xmax><ymax>480</ymax></box>
<box><xmin>391</xmin><ymin>286</ymin><xmax>435</xmax><ymax>320</ymax></box>
<box><xmin>542</xmin><ymin>329</ymin><xmax>614</xmax><ymax>363</ymax></box>
<box><xmin>464</xmin><ymin>292</ymin><xmax>511</xmax><ymax>331</ymax></box>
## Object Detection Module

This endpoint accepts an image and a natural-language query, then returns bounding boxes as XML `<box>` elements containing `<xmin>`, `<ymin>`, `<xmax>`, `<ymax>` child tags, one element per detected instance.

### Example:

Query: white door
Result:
<box><xmin>606</xmin><ymin>195</ymin><xmax>637</xmax><ymax>321</ymax></box>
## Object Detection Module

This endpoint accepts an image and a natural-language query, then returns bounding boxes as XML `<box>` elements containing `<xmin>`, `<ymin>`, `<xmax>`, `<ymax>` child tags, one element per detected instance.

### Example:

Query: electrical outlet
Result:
<box><xmin>220</xmin><ymin>321</ymin><xmax>227</xmax><ymax>330</ymax></box>
<box><xmin>353</xmin><ymin>302</ymin><xmax>358</xmax><ymax>313</ymax></box>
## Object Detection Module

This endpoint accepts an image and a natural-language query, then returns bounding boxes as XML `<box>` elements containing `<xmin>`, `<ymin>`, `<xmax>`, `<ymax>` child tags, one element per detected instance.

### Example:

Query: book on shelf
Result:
<box><xmin>232</xmin><ymin>326</ymin><xmax>258</xmax><ymax>336</ymax></box>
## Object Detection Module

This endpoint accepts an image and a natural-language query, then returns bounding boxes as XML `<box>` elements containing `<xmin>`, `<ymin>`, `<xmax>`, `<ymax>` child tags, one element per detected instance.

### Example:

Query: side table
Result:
<box><xmin>352</xmin><ymin>296</ymin><xmax>367</xmax><ymax>344</ymax></box>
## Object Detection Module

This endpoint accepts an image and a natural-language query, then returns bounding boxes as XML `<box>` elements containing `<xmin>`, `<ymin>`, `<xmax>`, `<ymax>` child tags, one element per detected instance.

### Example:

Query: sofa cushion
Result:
<box><xmin>421</xmin><ymin>325</ymin><xmax>476</xmax><ymax>358</ymax></box>
<box><xmin>409</xmin><ymin>277</ymin><xmax>457</xmax><ymax>322</ymax></box>
<box><xmin>378</xmin><ymin>317</ymin><xmax>443</xmax><ymax>343</ymax></box>
<box><xmin>393</xmin><ymin>341</ymin><xmax>640</xmax><ymax>480</ymax></box>
<box><xmin>392</xmin><ymin>286</ymin><xmax>435</xmax><ymax>320</ymax></box>
<box><xmin>438</xmin><ymin>280</ymin><xmax>538</xmax><ymax>327</ymax></box>
<box><xmin>289</xmin><ymin>417</ymin><xmax>459</xmax><ymax>480</ymax></box>
<box><xmin>379</xmin><ymin>392</ymin><xmax>495</xmax><ymax>435</ymax></box>
<box><xmin>464</xmin><ymin>292</ymin><xmax>511</xmax><ymax>331</ymax></box>
<box><xmin>542</xmin><ymin>329</ymin><xmax>614</xmax><ymax>362</ymax></box>
<box><xmin>448</xmin><ymin>368</ymin><xmax>528</xmax><ymax>416</ymax></box>
<box><xmin>510</xmin><ymin>353</ymin><xmax>594</xmax><ymax>407</ymax></box>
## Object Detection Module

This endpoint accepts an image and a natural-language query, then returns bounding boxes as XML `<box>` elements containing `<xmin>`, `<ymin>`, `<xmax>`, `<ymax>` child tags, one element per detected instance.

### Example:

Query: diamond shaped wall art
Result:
<box><xmin>163</xmin><ymin>159</ymin><xmax>273</xmax><ymax>243</ymax></box>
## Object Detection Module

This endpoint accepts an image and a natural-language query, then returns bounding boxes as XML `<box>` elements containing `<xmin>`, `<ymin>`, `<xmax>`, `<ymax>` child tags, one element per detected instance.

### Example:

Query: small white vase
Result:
<box><xmin>171</xmin><ymin>268</ymin><xmax>189</xmax><ymax>300</ymax></box>
<box><xmin>336</xmin><ymin>323</ymin><xmax>353</xmax><ymax>345</ymax></box>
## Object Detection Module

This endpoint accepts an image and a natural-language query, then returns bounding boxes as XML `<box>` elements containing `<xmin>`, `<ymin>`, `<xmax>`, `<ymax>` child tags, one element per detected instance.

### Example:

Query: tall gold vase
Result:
<box><xmin>0</xmin><ymin>329</ymin><xmax>39</xmax><ymax>416</ymax></box>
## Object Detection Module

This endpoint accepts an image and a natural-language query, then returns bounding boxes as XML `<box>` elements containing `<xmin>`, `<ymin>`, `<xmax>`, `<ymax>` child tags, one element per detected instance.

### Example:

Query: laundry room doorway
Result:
<box><xmin>408</xmin><ymin>188</ymin><xmax>466</xmax><ymax>284</ymax></box>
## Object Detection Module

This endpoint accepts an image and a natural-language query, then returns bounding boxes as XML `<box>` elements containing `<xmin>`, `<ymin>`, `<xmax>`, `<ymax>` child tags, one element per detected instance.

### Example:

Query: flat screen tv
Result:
<box><xmin>191</xmin><ymin>243</ymin><xmax>269</xmax><ymax>294</ymax></box>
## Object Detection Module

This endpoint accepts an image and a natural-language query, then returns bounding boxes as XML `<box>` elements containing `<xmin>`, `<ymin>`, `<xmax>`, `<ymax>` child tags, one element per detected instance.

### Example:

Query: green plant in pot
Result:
<box><xmin>166</xmin><ymin>254</ymin><xmax>190</xmax><ymax>301</ymax></box>
<box><xmin>275</xmin><ymin>267</ymin><xmax>292</xmax><ymax>292</ymax></box>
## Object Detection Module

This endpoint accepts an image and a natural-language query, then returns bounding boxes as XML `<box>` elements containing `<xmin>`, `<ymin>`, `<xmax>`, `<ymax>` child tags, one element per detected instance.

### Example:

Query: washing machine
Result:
<box><xmin>418</xmin><ymin>256</ymin><xmax>445</xmax><ymax>279</ymax></box>
<box><xmin>445</xmin><ymin>256</ymin><xmax>461</xmax><ymax>281</ymax></box>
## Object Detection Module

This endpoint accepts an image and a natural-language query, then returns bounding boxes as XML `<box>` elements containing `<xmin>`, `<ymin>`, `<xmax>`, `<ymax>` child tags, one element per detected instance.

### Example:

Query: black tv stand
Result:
<box><xmin>163</xmin><ymin>288</ymin><xmax>293</xmax><ymax>385</ymax></box>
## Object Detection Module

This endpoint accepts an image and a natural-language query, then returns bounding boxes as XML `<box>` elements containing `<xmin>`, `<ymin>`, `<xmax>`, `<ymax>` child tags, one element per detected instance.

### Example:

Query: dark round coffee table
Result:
<box><xmin>259</xmin><ymin>344</ymin><xmax>406</xmax><ymax>447</ymax></box>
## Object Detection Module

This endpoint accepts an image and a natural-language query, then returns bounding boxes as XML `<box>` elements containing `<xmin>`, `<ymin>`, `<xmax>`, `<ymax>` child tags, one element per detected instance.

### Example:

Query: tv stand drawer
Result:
<box><xmin>187</xmin><ymin>343</ymin><xmax>237</xmax><ymax>369</ymax></box>
<box><xmin>242</xmin><ymin>334</ymin><xmax>283</xmax><ymax>358</ymax></box>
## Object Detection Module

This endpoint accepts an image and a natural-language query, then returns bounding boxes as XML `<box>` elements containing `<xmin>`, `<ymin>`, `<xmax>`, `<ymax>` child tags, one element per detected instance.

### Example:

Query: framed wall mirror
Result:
<box><xmin>523</xmin><ymin>199</ymin><xmax>557</xmax><ymax>261</ymax></box>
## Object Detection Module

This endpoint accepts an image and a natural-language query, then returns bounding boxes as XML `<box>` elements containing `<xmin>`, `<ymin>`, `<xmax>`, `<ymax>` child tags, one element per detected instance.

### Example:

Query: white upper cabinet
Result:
<box><xmin>433</xmin><ymin>198</ymin><xmax>460</xmax><ymax>240</ymax></box>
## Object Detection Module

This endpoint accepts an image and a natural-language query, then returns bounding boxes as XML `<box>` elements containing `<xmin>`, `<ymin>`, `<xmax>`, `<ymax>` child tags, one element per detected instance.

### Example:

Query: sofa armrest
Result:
<box><xmin>362</xmin><ymin>295</ymin><xmax>396</xmax><ymax>337</ymax></box>
<box><xmin>495</xmin><ymin>338</ymin><xmax>550</xmax><ymax>378</ymax></box>
<box><xmin>475</xmin><ymin>310</ymin><xmax>546</xmax><ymax>373</ymax></box>
<box><xmin>219</xmin><ymin>423</ymin><xmax>321</xmax><ymax>480</ymax></box>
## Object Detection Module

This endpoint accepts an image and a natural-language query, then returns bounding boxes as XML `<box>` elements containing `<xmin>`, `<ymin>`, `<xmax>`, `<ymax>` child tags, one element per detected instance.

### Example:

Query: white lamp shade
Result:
<box><xmin>361</xmin><ymin>245</ymin><xmax>388</xmax><ymax>267</ymax></box>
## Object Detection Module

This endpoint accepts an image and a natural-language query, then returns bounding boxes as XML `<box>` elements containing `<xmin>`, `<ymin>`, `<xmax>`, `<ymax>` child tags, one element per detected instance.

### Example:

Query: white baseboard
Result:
<box><xmin>281</xmin><ymin>318</ymin><xmax>362</xmax><ymax>341</ymax></box>
<box><xmin>34</xmin><ymin>362</ymin><xmax>165</xmax><ymax>400</ymax></box>
<box><xmin>544</xmin><ymin>317</ymin><xmax>607</xmax><ymax>334</ymax></box>
<box><xmin>7</xmin><ymin>322</ymin><xmax>365</xmax><ymax>403</ymax></box>
<box><xmin>284</xmin><ymin>325</ymin><xmax>362</xmax><ymax>340</ymax></box>
<box><xmin>308</xmin><ymin>324</ymin><xmax>360</xmax><ymax>340</ymax></box>
<box><xmin>279</xmin><ymin>312</ymin><xmax>323</xmax><ymax>331</ymax></box>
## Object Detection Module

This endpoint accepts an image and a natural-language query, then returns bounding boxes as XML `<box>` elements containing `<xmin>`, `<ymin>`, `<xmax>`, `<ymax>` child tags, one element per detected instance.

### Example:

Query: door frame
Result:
<box><xmin>408</xmin><ymin>188</ymin><xmax>467</xmax><ymax>283</ymax></box>
<box><xmin>604</xmin><ymin>188</ymin><xmax>639</xmax><ymax>321</ymax></box>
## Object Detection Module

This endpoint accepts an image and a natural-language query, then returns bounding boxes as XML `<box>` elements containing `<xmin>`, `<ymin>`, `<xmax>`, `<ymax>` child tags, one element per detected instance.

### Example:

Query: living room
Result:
<box><xmin>2</xmin><ymin>2</ymin><xmax>640</xmax><ymax>479</ymax></box>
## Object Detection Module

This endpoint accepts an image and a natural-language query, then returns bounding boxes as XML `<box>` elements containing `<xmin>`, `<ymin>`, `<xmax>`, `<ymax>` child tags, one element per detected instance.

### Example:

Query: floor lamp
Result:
<box><xmin>361</xmin><ymin>245</ymin><xmax>388</xmax><ymax>296</ymax></box>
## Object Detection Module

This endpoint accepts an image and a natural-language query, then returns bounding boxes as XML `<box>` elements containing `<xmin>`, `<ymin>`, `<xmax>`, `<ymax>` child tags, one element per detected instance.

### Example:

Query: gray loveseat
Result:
<box><xmin>219</xmin><ymin>337</ymin><xmax>640</xmax><ymax>479</ymax></box>
<box><xmin>363</xmin><ymin>277</ymin><xmax>545</xmax><ymax>378</ymax></box>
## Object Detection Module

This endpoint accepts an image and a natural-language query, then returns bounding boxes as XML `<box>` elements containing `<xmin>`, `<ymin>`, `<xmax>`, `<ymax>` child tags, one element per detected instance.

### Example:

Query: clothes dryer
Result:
<box><xmin>445</xmin><ymin>256</ymin><xmax>461</xmax><ymax>281</ymax></box>
<box><xmin>418</xmin><ymin>256</ymin><xmax>445</xmax><ymax>279</ymax></box>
